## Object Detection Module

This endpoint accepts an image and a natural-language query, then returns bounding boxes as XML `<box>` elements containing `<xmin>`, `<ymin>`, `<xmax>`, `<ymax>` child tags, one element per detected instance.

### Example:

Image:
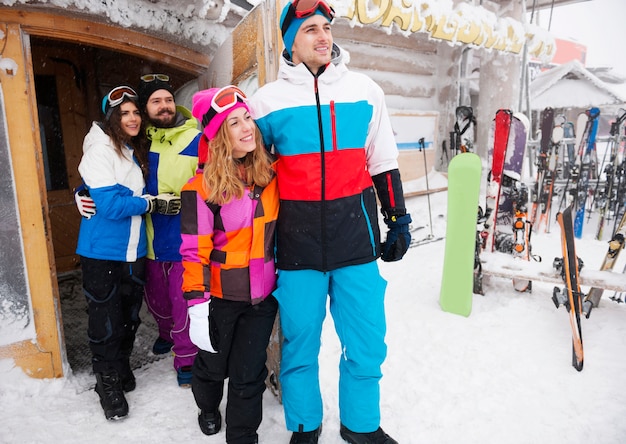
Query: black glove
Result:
<box><xmin>155</xmin><ymin>193</ymin><xmax>181</xmax><ymax>215</ymax></box>
<box><xmin>381</xmin><ymin>214</ymin><xmax>412</xmax><ymax>262</ymax></box>
<box><xmin>145</xmin><ymin>193</ymin><xmax>181</xmax><ymax>215</ymax></box>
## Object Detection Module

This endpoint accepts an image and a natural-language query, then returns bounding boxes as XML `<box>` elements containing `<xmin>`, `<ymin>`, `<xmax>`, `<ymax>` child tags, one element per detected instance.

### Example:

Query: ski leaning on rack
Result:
<box><xmin>556</xmin><ymin>114</ymin><xmax>584</xmax><ymax>214</ymax></box>
<box><xmin>534</xmin><ymin>110</ymin><xmax>564</xmax><ymax>234</ymax></box>
<box><xmin>585</xmin><ymin>212</ymin><xmax>626</xmax><ymax>308</ymax></box>
<box><xmin>477</xmin><ymin>111</ymin><xmax>534</xmax><ymax>292</ymax></box>
<box><xmin>562</xmin><ymin>119</ymin><xmax>576</xmax><ymax>180</ymax></box>
<box><xmin>595</xmin><ymin>109</ymin><xmax>626</xmax><ymax>240</ymax></box>
<box><xmin>440</xmin><ymin>152</ymin><xmax>481</xmax><ymax>316</ymax></box>
<box><xmin>480</xmin><ymin>109</ymin><xmax>513</xmax><ymax>253</ymax></box>
<box><xmin>573</xmin><ymin>107</ymin><xmax>600</xmax><ymax>238</ymax></box>
<box><xmin>552</xmin><ymin>206</ymin><xmax>591</xmax><ymax>371</ymax></box>
<box><xmin>508</xmin><ymin>114</ymin><xmax>533</xmax><ymax>292</ymax></box>
<box><xmin>495</xmin><ymin>113</ymin><xmax>527</xmax><ymax>247</ymax></box>
<box><xmin>545</xmin><ymin>118</ymin><xmax>565</xmax><ymax>232</ymax></box>
<box><xmin>530</xmin><ymin>107</ymin><xmax>555</xmax><ymax>230</ymax></box>
<box><xmin>511</xmin><ymin>181</ymin><xmax>532</xmax><ymax>292</ymax></box>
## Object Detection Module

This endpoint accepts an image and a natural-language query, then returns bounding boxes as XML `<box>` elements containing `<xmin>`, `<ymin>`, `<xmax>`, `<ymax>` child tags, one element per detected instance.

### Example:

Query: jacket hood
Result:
<box><xmin>83</xmin><ymin>122</ymin><xmax>108</xmax><ymax>152</ymax></box>
<box><xmin>146</xmin><ymin>105</ymin><xmax>199</xmax><ymax>144</ymax></box>
<box><xmin>82</xmin><ymin>121</ymin><xmax>132</xmax><ymax>159</ymax></box>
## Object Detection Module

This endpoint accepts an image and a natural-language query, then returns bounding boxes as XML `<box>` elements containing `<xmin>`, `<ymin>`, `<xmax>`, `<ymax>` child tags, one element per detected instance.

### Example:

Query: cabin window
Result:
<box><xmin>35</xmin><ymin>74</ymin><xmax>68</xmax><ymax>191</ymax></box>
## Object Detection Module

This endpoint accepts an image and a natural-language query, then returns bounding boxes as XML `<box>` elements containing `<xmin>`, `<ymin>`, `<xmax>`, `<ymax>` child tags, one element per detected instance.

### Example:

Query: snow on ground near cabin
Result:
<box><xmin>2</xmin><ymin>169</ymin><xmax>626</xmax><ymax>444</ymax></box>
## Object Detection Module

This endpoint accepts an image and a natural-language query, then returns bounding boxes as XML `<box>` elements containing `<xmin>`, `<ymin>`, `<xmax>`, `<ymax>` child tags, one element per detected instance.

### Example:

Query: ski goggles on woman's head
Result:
<box><xmin>103</xmin><ymin>86</ymin><xmax>138</xmax><ymax>113</ymax></box>
<box><xmin>281</xmin><ymin>0</ymin><xmax>335</xmax><ymax>35</ymax></box>
<box><xmin>202</xmin><ymin>85</ymin><xmax>248</xmax><ymax>126</ymax></box>
<box><xmin>140</xmin><ymin>73</ymin><xmax>170</xmax><ymax>83</ymax></box>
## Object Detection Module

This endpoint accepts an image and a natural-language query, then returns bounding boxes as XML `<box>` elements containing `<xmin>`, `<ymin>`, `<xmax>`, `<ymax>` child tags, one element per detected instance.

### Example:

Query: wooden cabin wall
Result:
<box><xmin>0</xmin><ymin>8</ymin><xmax>210</xmax><ymax>379</ymax></box>
<box><xmin>333</xmin><ymin>25</ymin><xmax>449</xmax><ymax>183</ymax></box>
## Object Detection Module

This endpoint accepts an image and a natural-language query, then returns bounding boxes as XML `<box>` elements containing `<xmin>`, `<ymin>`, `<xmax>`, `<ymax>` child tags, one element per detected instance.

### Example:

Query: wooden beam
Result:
<box><xmin>0</xmin><ymin>341</ymin><xmax>56</xmax><ymax>379</ymax></box>
<box><xmin>480</xmin><ymin>252</ymin><xmax>626</xmax><ymax>293</ymax></box>
<box><xmin>0</xmin><ymin>23</ymin><xmax>64</xmax><ymax>379</ymax></box>
<box><xmin>0</xmin><ymin>8</ymin><xmax>210</xmax><ymax>75</ymax></box>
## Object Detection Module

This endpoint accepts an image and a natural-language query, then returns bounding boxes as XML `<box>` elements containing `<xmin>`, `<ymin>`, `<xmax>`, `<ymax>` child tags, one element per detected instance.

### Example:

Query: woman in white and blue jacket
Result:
<box><xmin>76</xmin><ymin>86</ymin><xmax>154</xmax><ymax>421</ymax></box>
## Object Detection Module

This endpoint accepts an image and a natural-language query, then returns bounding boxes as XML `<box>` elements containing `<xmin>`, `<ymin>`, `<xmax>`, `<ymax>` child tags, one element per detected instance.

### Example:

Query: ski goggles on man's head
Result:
<box><xmin>281</xmin><ymin>0</ymin><xmax>335</xmax><ymax>35</ymax></box>
<box><xmin>140</xmin><ymin>73</ymin><xmax>170</xmax><ymax>83</ymax></box>
<box><xmin>202</xmin><ymin>85</ymin><xmax>248</xmax><ymax>126</ymax></box>
<box><xmin>102</xmin><ymin>86</ymin><xmax>138</xmax><ymax>113</ymax></box>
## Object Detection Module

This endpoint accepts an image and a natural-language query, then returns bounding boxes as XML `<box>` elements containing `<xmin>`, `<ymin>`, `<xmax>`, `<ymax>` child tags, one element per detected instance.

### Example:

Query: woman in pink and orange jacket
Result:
<box><xmin>179</xmin><ymin>85</ymin><xmax>279</xmax><ymax>444</ymax></box>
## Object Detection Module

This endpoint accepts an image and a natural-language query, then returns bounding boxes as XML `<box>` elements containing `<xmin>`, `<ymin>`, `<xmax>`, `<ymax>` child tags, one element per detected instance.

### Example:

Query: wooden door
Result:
<box><xmin>31</xmin><ymin>41</ymin><xmax>95</xmax><ymax>272</ymax></box>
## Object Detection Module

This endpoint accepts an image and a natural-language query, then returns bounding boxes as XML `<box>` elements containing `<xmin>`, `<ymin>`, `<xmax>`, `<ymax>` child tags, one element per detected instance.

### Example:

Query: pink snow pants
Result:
<box><xmin>144</xmin><ymin>259</ymin><xmax>197</xmax><ymax>370</ymax></box>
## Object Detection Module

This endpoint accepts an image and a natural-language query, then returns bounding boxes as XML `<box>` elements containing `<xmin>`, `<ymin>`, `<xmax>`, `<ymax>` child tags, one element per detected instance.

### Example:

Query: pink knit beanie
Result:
<box><xmin>192</xmin><ymin>87</ymin><xmax>250</xmax><ymax>140</ymax></box>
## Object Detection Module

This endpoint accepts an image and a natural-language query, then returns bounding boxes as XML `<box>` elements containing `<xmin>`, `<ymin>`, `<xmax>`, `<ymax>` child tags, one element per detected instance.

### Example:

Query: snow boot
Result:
<box><xmin>198</xmin><ymin>410</ymin><xmax>222</xmax><ymax>436</ymax></box>
<box><xmin>95</xmin><ymin>370</ymin><xmax>128</xmax><ymax>420</ymax></box>
<box><xmin>177</xmin><ymin>365</ymin><xmax>193</xmax><ymax>387</ymax></box>
<box><xmin>120</xmin><ymin>359</ymin><xmax>136</xmax><ymax>392</ymax></box>
<box><xmin>290</xmin><ymin>425</ymin><xmax>322</xmax><ymax>443</ymax></box>
<box><xmin>121</xmin><ymin>371</ymin><xmax>136</xmax><ymax>392</ymax></box>
<box><xmin>152</xmin><ymin>337</ymin><xmax>173</xmax><ymax>355</ymax></box>
<box><xmin>339</xmin><ymin>424</ymin><xmax>398</xmax><ymax>444</ymax></box>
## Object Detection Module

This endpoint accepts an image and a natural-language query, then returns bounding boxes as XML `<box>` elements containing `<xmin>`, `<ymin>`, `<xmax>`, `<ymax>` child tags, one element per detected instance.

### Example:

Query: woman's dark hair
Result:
<box><xmin>102</xmin><ymin>98</ymin><xmax>150</xmax><ymax>178</ymax></box>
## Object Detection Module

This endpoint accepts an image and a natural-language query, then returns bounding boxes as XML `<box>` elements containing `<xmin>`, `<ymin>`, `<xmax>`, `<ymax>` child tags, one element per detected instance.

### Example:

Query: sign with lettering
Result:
<box><xmin>335</xmin><ymin>0</ymin><xmax>555</xmax><ymax>61</ymax></box>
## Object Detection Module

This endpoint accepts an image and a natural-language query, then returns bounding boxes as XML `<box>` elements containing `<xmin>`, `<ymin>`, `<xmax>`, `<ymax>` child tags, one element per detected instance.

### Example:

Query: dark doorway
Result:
<box><xmin>30</xmin><ymin>36</ymin><xmax>195</xmax><ymax>273</ymax></box>
<box><xmin>30</xmin><ymin>36</ymin><xmax>196</xmax><ymax>373</ymax></box>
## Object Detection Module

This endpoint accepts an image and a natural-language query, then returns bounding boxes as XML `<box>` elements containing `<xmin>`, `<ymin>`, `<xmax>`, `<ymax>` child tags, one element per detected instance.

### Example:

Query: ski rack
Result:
<box><xmin>478</xmin><ymin>251</ymin><xmax>626</xmax><ymax>293</ymax></box>
<box><xmin>404</xmin><ymin>186</ymin><xmax>448</xmax><ymax>198</ymax></box>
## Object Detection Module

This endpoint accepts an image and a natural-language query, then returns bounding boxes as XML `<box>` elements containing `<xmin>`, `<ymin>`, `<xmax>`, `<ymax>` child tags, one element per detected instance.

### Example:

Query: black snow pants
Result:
<box><xmin>80</xmin><ymin>256</ymin><xmax>145</xmax><ymax>377</ymax></box>
<box><xmin>192</xmin><ymin>295</ymin><xmax>278</xmax><ymax>444</ymax></box>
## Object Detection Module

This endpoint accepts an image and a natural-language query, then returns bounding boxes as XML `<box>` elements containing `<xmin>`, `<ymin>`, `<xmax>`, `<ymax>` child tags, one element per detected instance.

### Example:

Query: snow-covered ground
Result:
<box><xmin>2</xmin><ymin>170</ymin><xmax>626</xmax><ymax>444</ymax></box>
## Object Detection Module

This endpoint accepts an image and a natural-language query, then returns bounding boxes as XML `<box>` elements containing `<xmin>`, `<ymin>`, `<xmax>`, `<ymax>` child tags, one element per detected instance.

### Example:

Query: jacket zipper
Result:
<box><xmin>314</xmin><ymin>76</ymin><xmax>328</xmax><ymax>271</ymax></box>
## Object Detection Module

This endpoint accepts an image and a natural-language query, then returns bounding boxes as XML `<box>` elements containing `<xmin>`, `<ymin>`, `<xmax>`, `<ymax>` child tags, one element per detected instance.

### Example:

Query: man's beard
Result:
<box><xmin>150</xmin><ymin>110</ymin><xmax>176</xmax><ymax>128</ymax></box>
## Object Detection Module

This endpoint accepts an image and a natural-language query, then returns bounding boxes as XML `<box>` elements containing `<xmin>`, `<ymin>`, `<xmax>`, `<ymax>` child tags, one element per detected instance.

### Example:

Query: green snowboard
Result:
<box><xmin>439</xmin><ymin>152</ymin><xmax>482</xmax><ymax>316</ymax></box>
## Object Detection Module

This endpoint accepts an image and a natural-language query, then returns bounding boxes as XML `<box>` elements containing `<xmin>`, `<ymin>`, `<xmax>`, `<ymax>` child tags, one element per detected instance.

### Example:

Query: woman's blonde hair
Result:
<box><xmin>202</xmin><ymin>119</ymin><xmax>274</xmax><ymax>205</ymax></box>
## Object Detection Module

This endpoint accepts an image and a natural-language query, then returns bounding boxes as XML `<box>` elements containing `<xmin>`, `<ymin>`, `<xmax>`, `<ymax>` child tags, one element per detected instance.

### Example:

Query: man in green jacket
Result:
<box><xmin>138</xmin><ymin>74</ymin><xmax>202</xmax><ymax>387</ymax></box>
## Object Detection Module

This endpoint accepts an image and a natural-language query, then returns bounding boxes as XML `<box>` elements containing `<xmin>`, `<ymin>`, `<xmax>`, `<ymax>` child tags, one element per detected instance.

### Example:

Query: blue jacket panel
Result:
<box><xmin>76</xmin><ymin>122</ymin><xmax>148</xmax><ymax>262</ymax></box>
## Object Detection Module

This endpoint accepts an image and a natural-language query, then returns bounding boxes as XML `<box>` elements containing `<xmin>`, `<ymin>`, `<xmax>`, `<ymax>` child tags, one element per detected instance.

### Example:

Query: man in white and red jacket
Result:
<box><xmin>249</xmin><ymin>1</ymin><xmax>411</xmax><ymax>443</ymax></box>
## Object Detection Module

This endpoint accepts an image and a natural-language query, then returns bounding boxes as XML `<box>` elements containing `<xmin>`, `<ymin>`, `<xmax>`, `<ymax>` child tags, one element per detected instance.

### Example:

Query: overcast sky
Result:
<box><xmin>531</xmin><ymin>0</ymin><xmax>626</xmax><ymax>75</ymax></box>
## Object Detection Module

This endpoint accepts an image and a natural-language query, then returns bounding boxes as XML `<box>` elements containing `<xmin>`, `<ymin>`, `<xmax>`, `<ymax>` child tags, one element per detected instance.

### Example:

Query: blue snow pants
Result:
<box><xmin>274</xmin><ymin>261</ymin><xmax>388</xmax><ymax>433</ymax></box>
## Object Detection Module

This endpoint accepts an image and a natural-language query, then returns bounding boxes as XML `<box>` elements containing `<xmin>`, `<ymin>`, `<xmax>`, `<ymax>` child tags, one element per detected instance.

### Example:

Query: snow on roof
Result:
<box><xmin>530</xmin><ymin>59</ymin><xmax>626</xmax><ymax>109</ymax></box>
<box><xmin>0</xmin><ymin>0</ymin><xmax>242</xmax><ymax>51</ymax></box>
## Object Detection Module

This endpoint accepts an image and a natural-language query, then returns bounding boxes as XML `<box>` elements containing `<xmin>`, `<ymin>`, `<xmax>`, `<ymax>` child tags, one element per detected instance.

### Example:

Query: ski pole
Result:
<box><xmin>589</xmin><ymin>136</ymin><xmax>611</xmax><ymax>221</ymax></box>
<box><xmin>419</xmin><ymin>137</ymin><xmax>434</xmax><ymax>239</ymax></box>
